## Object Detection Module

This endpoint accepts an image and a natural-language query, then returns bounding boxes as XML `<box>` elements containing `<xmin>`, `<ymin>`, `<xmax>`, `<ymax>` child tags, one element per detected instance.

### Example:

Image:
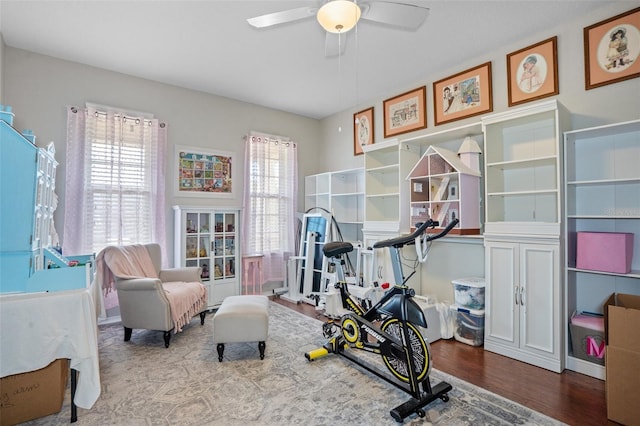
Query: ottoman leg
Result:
<box><xmin>217</xmin><ymin>343</ymin><xmax>225</xmax><ymax>362</ymax></box>
<box><xmin>124</xmin><ymin>327</ymin><xmax>132</xmax><ymax>342</ymax></box>
<box><xmin>163</xmin><ymin>331</ymin><xmax>171</xmax><ymax>348</ymax></box>
<box><xmin>200</xmin><ymin>311</ymin><xmax>206</xmax><ymax>325</ymax></box>
<box><xmin>258</xmin><ymin>341</ymin><xmax>266</xmax><ymax>360</ymax></box>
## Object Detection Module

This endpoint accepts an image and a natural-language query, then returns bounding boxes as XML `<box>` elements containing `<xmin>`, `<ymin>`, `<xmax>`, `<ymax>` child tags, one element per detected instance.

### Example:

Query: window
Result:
<box><xmin>63</xmin><ymin>105</ymin><xmax>167</xmax><ymax>257</ymax></box>
<box><xmin>242</xmin><ymin>133</ymin><xmax>298</xmax><ymax>282</ymax></box>
<box><xmin>87</xmin><ymin>116</ymin><xmax>152</xmax><ymax>249</ymax></box>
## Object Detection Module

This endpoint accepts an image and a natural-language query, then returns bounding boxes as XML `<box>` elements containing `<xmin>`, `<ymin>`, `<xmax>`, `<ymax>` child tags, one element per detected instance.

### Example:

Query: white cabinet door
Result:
<box><xmin>520</xmin><ymin>242</ymin><xmax>560</xmax><ymax>360</ymax></box>
<box><xmin>485</xmin><ymin>241</ymin><xmax>518</xmax><ymax>348</ymax></box>
<box><xmin>363</xmin><ymin>230</ymin><xmax>396</xmax><ymax>287</ymax></box>
<box><xmin>362</xmin><ymin>229</ymin><xmax>423</xmax><ymax>291</ymax></box>
<box><xmin>209</xmin><ymin>281</ymin><xmax>238</xmax><ymax>307</ymax></box>
<box><xmin>485</xmin><ymin>238</ymin><xmax>562</xmax><ymax>372</ymax></box>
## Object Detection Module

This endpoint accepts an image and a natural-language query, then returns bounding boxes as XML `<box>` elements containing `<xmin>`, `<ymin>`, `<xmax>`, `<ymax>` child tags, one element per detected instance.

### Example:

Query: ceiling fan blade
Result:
<box><xmin>361</xmin><ymin>1</ymin><xmax>429</xmax><ymax>31</ymax></box>
<box><xmin>247</xmin><ymin>6</ymin><xmax>317</xmax><ymax>29</ymax></box>
<box><xmin>325</xmin><ymin>32</ymin><xmax>348</xmax><ymax>58</ymax></box>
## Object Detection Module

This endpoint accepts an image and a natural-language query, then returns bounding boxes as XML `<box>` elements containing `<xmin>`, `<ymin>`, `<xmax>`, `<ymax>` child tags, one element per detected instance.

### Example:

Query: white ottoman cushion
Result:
<box><xmin>213</xmin><ymin>295</ymin><xmax>269</xmax><ymax>361</ymax></box>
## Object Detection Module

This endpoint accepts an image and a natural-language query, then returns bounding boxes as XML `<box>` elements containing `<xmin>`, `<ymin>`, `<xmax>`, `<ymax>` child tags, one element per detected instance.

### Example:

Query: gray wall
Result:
<box><xmin>2</xmin><ymin>47</ymin><xmax>322</xmax><ymax>264</ymax></box>
<box><xmin>0</xmin><ymin>33</ymin><xmax>4</xmax><ymax>101</ymax></box>
<box><xmin>318</xmin><ymin>1</ymin><xmax>640</xmax><ymax>172</ymax></box>
<box><xmin>316</xmin><ymin>1</ymin><xmax>640</xmax><ymax>303</ymax></box>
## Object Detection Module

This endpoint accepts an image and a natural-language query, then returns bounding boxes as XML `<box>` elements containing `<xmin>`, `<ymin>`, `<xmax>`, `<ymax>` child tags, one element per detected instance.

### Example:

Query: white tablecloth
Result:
<box><xmin>0</xmin><ymin>288</ymin><xmax>101</xmax><ymax>409</ymax></box>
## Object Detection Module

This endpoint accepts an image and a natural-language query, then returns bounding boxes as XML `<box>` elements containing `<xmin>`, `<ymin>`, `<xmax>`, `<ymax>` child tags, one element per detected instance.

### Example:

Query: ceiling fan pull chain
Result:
<box><xmin>338</xmin><ymin>30</ymin><xmax>343</xmax><ymax>132</ymax></box>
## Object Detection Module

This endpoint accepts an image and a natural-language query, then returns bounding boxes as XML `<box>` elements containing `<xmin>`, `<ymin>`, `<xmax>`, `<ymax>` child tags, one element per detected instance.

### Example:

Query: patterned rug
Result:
<box><xmin>28</xmin><ymin>302</ymin><xmax>564</xmax><ymax>425</ymax></box>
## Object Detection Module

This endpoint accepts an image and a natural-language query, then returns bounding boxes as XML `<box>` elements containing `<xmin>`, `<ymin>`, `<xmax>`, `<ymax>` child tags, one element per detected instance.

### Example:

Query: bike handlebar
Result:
<box><xmin>414</xmin><ymin>218</ymin><xmax>460</xmax><ymax>263</ymax></box>
<box><xmin>425</xmin><ymin>218</ymin><xmax>459</xmax><ymax>242</ymax></box>
<box><xmin>372</xmin><ymin>218</ymin><xmax>459</xmax><ymax>249</ymax></box>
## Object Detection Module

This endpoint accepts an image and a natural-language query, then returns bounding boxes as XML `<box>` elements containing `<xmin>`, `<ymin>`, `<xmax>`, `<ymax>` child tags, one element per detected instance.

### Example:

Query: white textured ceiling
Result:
<box><xmin>0</xmin><ymin>0</ymin><xmax>617</xmax><ymax>119</ymax></box>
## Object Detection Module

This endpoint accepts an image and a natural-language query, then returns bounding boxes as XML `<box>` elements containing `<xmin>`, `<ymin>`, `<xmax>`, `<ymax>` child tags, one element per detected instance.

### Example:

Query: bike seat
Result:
<box><xmin>323</xmin><ymin>241</ymin><xmax>353</xmax><ymax>258</ymax></box>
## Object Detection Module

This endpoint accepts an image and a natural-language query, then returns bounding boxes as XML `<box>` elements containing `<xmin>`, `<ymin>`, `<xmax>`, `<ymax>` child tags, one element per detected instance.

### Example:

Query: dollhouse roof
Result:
<box><xmin>406</xmin><ymin>145</ymin><xmax>481</xmax><ymax>179</ymax></box>
<box><xmin>458</xmin><ymin>136</ymin><xmax>482</xmax><ymax>155</ymax></box>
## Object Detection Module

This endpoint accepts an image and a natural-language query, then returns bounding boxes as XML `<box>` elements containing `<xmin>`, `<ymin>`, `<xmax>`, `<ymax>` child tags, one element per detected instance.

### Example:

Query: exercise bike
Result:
<box><xmin>305</xmin><ymin>218</ymin><xmax>459</xmax><ymax>423</ymax></box>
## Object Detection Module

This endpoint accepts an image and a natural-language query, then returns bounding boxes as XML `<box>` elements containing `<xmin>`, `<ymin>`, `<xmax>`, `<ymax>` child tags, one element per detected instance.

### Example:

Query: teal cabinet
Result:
<box><xmin>1</xmin><ymin>116</ymin><xmax>91</xmax><ymax>293</ymax></box>
<box><xmin>0</xmin><ymin>120</ymin><xmax>38</xmax><ymax>254</ymax></box>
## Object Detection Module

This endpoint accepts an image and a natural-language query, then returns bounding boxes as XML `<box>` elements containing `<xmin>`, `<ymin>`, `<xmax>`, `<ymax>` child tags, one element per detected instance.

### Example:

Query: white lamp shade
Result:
<box><xmin>317</xmin><ymin>0</ymin><xmax>361</xmax><ymax>33</ymax></box>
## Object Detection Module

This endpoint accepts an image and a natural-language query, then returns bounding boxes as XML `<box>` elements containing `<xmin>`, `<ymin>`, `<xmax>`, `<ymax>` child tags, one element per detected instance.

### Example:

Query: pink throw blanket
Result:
<box><xmin>95</xmin><ymin>244</ymin><xmax>206</xmax><ymax>333</ymax></box>
<box><xmin>162</xmin><ymin>282</ymin><xmax>207</xmax><ymax>333</ymax></box>
<box><xmin>96</xmin><ymin>245</ymin><xmax>159</xmax><ymax>295</ymax></box>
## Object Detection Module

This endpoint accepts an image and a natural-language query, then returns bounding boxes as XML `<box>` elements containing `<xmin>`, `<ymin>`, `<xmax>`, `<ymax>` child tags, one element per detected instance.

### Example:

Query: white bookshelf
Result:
<box><xmin>305</xmin><ymin>172</ymin><xmax>331</xmax><ymax>213</ymax></box>
<box><xmin>482</xmin><ymin>100</ymin><xmax>567</xmax><ymax>234</ymax></box>
<box><xmin>482</xmin><ymin>100</ymin><xmax>569</xmax><ymax>373</ymax></box>
<box><xmin>363</xmin><ymin>138</ymin><xmax>420</xmax><ymax>228</ymax></box>
<box><xmin>563</xmin><ymin>119</ymin><xmax>640</xmax><ymax>379</ymax></box>
<box><xmin>304</xmin><ymin>168</ymin><xmax>364</xmax><ymax>244</ymax></box>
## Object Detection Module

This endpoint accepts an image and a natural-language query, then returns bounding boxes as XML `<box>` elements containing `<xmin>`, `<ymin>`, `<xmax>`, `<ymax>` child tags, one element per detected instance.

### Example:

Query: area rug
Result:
<box><xmin>28</xmin><ymin>302</ymin><xmax>564</xmax><ymax>425</ymax></box>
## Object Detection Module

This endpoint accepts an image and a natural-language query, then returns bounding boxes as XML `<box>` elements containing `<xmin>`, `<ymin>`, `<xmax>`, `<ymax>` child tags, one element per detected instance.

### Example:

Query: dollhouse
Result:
<box><xmin>406</xmin><ymin>137</ymin><xmax>482</xmax><ymax>235</ymax></box>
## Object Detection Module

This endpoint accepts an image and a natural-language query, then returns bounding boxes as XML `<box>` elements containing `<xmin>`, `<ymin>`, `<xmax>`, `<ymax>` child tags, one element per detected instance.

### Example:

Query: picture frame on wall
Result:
<box><xmin>383</xmin><ymin>86</ymin><xmax>427</xmax><ymax>138</ymax></box>
<box><xmin>507</xmin><ymin>36</ymin><xmax>559</xmax><ymax>107</ymax></box>
<box><xmin>433</xmin><ymin>62</ymin><xmax>493</xmax><ymax>126</ymax></box>
<box><xmin>353</xmin><ymin>106</ymin><xmax>374</xmax><ymax>156</ymax></box>
<box><xmin>175</xmin><ymin>145</ymin><xmax>234</xmax><ymax>197</ymax></box>
<box><xmin>584</xmin><ymin>7</ymin><xmax>640</xmax><ymax>90</ymax></box>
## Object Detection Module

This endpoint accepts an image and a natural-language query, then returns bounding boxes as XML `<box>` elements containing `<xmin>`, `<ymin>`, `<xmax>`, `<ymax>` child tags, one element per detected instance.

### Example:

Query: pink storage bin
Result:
<box><xmin>576</xmin><ymin>232</ymin><xmax>634</xmax><ymax>274</ymax></box>
<box><xmin>571</xmin><ymin>313</ymin><xmax>604</xmax><ymax>332</ymax></box>
<box><xmin>570</xmin><ymin>312</ymin><xmax>605</xmax><ymax>365</ymax></box>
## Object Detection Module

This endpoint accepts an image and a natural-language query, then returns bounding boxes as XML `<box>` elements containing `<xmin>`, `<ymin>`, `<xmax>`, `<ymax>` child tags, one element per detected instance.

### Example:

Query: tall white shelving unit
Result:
<box><xmin>362</xmin><ymin>139</ymin><xmax>420</xmax><ymax>287</ymax></box>
<box><xmin>563</xmin><ymin>119</ymin><xmax>640</xmax><ymax>379</ymax></box>
<box><xmin>305</xmin><ymin>168</ymin><xmax>364</xmax><ymax>244</ymax></box>
<box><xmin>482</xmin><ymin>100</ymin><xmax>569</xmax><ymax>373</ymax></box>
<box><xmin>304</xmin><ymin>168</ymin><xmax>364</xmax><ymax>288</ymax></box>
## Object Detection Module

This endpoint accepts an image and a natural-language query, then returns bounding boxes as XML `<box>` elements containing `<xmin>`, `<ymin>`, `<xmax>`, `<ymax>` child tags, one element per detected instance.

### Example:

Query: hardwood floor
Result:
<box><xmin>272</xmin><ymin>297</ymin><xmax>612</xmax><ymax>426</ymax></box>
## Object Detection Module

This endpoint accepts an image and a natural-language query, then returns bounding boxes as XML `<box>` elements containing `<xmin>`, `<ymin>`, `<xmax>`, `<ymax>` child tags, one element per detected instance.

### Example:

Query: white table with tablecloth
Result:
<box><xmin>0</xmin><ymin>287</ymin><xmax>101</xmax><ymax>412</ymax></box>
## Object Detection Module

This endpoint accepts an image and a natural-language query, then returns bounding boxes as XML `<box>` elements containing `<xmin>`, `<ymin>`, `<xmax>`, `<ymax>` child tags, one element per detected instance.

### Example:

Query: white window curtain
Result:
<box><xmin>242</xmin><ymin>132</ymin><xmax>298</xmax><ymax>283</ymax></box>
<box><xmin>64</xmin><ymin>105</ymin><xmax>167</xmax><ymax>319</ymax></box>
<box><xmin>63</xmin><ymin>105</ymin><xmax>167</xmax><ymax>258</ymax></box>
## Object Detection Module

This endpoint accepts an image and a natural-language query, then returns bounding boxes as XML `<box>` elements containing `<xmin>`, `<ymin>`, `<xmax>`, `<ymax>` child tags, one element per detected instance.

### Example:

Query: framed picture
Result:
<box><xmin>433</xmin><ymin>62</ymin><xmax>493</xmax><ymax>126</ymax></box>
<box><xmin>353</xmin><ymin>106</ymin><xmax>374</xmax><ymax>156</ymax></box>
<box><xmin>174</xmin><ymin>145</ymin><xmax>234</xmax><ymax>197</ymax></box>
<box><xmin>383</xmin><ymin>86</ymin><xmax>427</xmax><ymax>138</ymax></box>
<box><xmin>507</xmin><ymin>36</ymin><xmax>559</xmax><ymax>106</ymax></box>
<box><xmin>584</xmin><ymin>7</ymin><xmax>640</xmax><ymax>90</ymax></box>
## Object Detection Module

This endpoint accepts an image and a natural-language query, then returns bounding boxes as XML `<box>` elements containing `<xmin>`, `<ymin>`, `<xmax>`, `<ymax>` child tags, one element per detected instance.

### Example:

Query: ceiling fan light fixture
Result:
<box><xmin>317</xmin><ymin>0</ymin><xmax>361</xmax><ymax>33</ymax></box>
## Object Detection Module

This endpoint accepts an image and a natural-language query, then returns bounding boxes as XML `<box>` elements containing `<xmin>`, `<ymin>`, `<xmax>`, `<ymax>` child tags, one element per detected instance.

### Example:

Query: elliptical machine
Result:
<box><xmin>305</xmin><ymin>219</ymin><xmax>459</xmax><ymax>422</ymax></box>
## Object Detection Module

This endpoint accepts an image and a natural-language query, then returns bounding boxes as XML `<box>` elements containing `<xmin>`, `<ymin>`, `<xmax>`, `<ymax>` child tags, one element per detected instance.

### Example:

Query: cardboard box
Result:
<box><xmin>569</xmin><ymin>313</ymin><xmax>605</xmax><ymax>365</ymax></box>
<box><xmin>576</xmin><ymin>232</ymin><xmax>634</xmax><ymax>274</ymax></box>
<box><xmin>0</xmin><ymin>359</ymin><xmax>68</xmax><ymax>426</ymax></box>
<box><xmin>604</xmin><ymin>293</ymin><xmax>640</xmax><ymax>425</ymax></box>
<box><xmin>604</xmin><ymin>293</ymin><xmax>640</xmax><ymax>348</ymax></box>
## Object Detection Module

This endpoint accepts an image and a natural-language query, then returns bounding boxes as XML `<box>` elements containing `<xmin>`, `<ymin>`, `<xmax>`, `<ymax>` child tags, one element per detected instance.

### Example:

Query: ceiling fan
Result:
<box><xmin>247</xmin><ymin>1</ymin><xmax>430</xmax><ymax>57</ymax></box>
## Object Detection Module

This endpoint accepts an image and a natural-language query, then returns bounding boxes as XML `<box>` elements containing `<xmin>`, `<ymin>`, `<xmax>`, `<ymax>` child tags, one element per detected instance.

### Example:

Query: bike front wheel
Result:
<box><xmin>380</xmin><ymin>318</ymin><xmax>430</xmax><ymax>383</ymax></box>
